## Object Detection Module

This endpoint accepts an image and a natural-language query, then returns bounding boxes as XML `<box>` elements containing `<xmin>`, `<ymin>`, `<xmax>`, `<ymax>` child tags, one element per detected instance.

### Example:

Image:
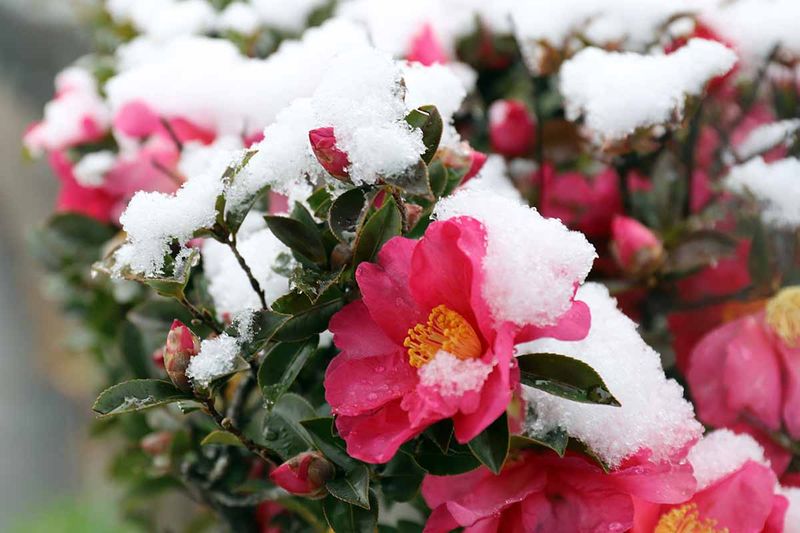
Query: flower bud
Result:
<box><xmin>463</xmin><ymin>149</ymin><xmax>488</xmax><ymax>182</ymax></box>
<box><xmin>309</xmin><ymin>127</ymin><xmax>350</xmax><ymax>181</ymax></box>
<box><xmin>611</xmin><ymin>216</ymin><xmax>664</xmax><ymax>276</ymax></box>
<box><xmin>163</xmin><ymin>319</ymin><xmax>201</xmax><ymax>392</ymax></box>
<box><xmin>269</xmin><ymin>451</ymin><xmax>334</xmax><ymax>498</ymax></box>
<box><xmin>140</xmin><ymin>431</ymin><xmax>173</xmax><ymax>456</ymax></box>
<box><xmin>407</xmin><ymin>23</ymin><xmax>449</xmax><ymax>66</ymax></box>
<box><xmin>489</xmin><ymin>99</ymin><xmax>535</xmax><ymax>158</ymax></box>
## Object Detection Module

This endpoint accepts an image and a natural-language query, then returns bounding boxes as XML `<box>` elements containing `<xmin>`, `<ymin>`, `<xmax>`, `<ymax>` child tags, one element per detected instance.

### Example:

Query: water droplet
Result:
<box><xmin>367</xmin><ymin>392</ymin><xmax>378</xmax><ymax>401</ymax></box>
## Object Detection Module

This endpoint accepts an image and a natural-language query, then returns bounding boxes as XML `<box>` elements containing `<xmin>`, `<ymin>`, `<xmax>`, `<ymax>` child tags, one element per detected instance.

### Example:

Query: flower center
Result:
<box><xmin>766</xmin><ymin>286</ymin><xmax>800</xmax><ymax>347</ymax></box>
<box><xmin>403</xmin><ymin>305</ymin><xmax>482</xmax><ymax>368</ymax></box>
<box><xmin>654</xmin><ymin>504</ymin><xmax>726</xmax><ymax>533</ymax></box>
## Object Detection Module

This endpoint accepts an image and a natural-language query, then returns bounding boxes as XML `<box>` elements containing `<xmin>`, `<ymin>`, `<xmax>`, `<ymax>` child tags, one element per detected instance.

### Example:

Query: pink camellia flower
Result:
<box><xmin>534</xmin><ymin>164</ymin><xmax>623</xmax><ymax>239</ymax></box>
<box><xmin>423</xmin><ymin>449</ymin><xmax>696</xmax><ymax>533</ymax></box>
<box><xmin>407</xmin><ymin>23</ymin><xmax>449</xmax><ymax>66</ymax></box>
<box><xmin>309</xmin><ymin>127</ymin><xmax>350</xmax><ymax>180</ymax></box>
<box><xmin>163</xmin><ymin>320</ymin><xmax>201</xmax><ymax>392</ymax></box>
<box><xmin>113</xmin><ymin>100</ymin><xmax>216</xmax><ymax>145</ymax></box>
<box><xmin>48</xmin><ymin>150</ymin><xmax>116</xmax><ymax>222</ymax></box>
<box><xmin>269</xmin><ymin>451</ymin><xmax>334</xmax><ymax>498</ymax></box>
<box><xmin>488</xmin><ymin>99</ymin><xmax>535</xmax><ymax>158</ymax></box>
<box><xmin>610</xmin><ymin>215</ymin><xmax>664</xmax><ymax>276</ymax></box>
<box><xmin>687</xmin><ymin>287</ymin><xmax>800</xmax><ymax>452</ymax></box>
<box><xmin>634</xmin><ymin>431</ymin><xmax>787</xmax><ymax>533</ymax></box>
<box><xmin>462</xmin><ymin>149</ymin><xmax>488</xmax><ymax>182</ymax></box>
<box><xmin>324</xmin><ymin>217</ymin><xmax>590</xmax><ymax>463</ymax></box>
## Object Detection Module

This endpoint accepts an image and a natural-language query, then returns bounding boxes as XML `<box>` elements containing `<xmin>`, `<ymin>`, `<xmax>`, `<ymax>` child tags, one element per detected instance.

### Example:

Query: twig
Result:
<box><xmin>390</xmin><ymin>188</ymin><xmax>409</xmax><ymax>233</ymax></box>
<box><xmin>227</xmin><ymin>235</ymin><xmax>268</xmax><ymax>309</ymax></box>
<box><xmin>178</xmin><ymin>294</ymin><xmax>223</xmax><ymax>335</ymax></box>
<box><xmin>202</xmin><ymin>396</ymin><xmax>280</xmax><ymax>465</ymax></box>
<box><xmin>160</xmin><ymin>117</ymin><xmax>184</xmax><ymax>152</ymax></box>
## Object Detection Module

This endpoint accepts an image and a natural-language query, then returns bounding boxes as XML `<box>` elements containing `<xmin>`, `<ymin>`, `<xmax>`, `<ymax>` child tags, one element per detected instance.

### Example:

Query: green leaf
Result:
<box><xmin>219</xmin><ymin>150</ymin><xmax>258</xmax><ymax>233</ymax></box>
<box><xmin>322</xmin><ymin>491</ymin><xmax>378</xmax><ymax>533</ymax></box>
<box><xmin>411</xmin><ymin>426</ymin><xmax>481</xmax><ymax>475</ymax></box>
<box><xmin>92</xmin><ymin>379</ymin><xmax>192</xmax><ymax>417</ymax></box>
<box><xmin>233</xmin><ymin>309</ymin><xmax>290</xmax><ymax>356</ymax></box>
<box><xmin>329</xmin><ymin>188</ymin><xmax>368</xmax><ymax>242</ymax></box>
<box><xmin>308</xmin><ymin>187</ymin><xmax>335</xmax><ymax>218</ymax></box>
<box><xmin>300</xmin><ymin>417</ymin><xmax>357</xmax><ymax>470</ymax></box>
<box><xmin>261</xmin><ymin>393</ymin><xmax>316</xmax><ymax>461</ymax></box>
<box><xmin>265</xmin><ymin>215</ymin><xmax>327</xmax><ymax>265</ymax></box>
<box><xmin>94</xmin><ymin>247</ymin><xmax>200</xmax><ymax>299</ymax></box>
<box><xmin>380</xmin><ymin>452</ymin><xmax>425</xmax><ymax>502</ymax></box>
<box><xmin>467</xmin><ymin>412</ymin><xmax>509</xmax><ymax>474</ymax></box>
<box><xmin>749</xmin><ymin>218</ymin><xmax>772</xmax><ymax>288</ymax></box>
<box><xmin>258</xmin><ymin>337</ymin><xmax>319</xmax><ymax>407</ymax></box>
<box><xmin>511</xmin><ymin>427</ymin><xmax>569</xmax><ymax>457</ymax></box>
<box><xmin>352</xmin><ymin>197</ymin><xmax>402</xmax><ymax>267</ymax></box>
<box><xmin>201</xmin><ymin>430</ymin><xmax>244</xmax><ymax>447</ymax></box>
<box><xmin>405</xmin><ymin>105</ymin><xmax>443</xmax><ymax>164</ymax></box>
<box><xmin>517</xmin><ymin>353</ymin><xmax>620</xmax><ymax>406</ymax></box>
<box><xmin>382</xmin><ymin>159</ymin><xmax>432</xmax><ymax>198</ymax></box>
<box><xmin>326</xmin><ymin>464</ymin><xmax>370</xmax><ymax>509</ymax></box>
<box><xmin>272</xmin><ymin>287</ymin><xmax>345</xmax><ymax>342</ymax></box>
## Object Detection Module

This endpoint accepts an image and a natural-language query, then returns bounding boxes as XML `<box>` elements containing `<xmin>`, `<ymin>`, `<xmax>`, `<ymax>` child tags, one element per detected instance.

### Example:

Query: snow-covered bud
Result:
<box><xmin>269</xmin><ymin>451</ymin><xmax>334</xmax><ymax>498</ymax></box>
<box><xmin>611</xmin><ymin>216</ymin><xmax>664</xmax><ymax>276</ymax></box>
<box><xmin>489</xmin><ymin>99</ymin><xmax>535</xmax><ymax>158</ymax></box>
<box><xmin>163</xmin><ymin>320</ymin><xmax>201</xmax><ymax>392</ymax></box>
<box><xmin>309</xmin><ymin>127</ymin><xmax>350</xmax><ymax>181</ymax></box>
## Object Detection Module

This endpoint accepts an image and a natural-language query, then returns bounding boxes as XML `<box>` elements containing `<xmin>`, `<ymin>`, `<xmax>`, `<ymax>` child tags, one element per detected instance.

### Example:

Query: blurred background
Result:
<box><xmin>0</xmin><ymin>1</ymin><xmax>131</xmax><ymax>530</ymax></box>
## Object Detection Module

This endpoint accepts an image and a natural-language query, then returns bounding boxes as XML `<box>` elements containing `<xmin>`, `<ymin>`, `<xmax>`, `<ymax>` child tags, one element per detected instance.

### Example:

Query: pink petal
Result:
<box><xmin>611</xmin><ymin>450</ymin><xmax>697</xmax><ymax>504</ymax></box>
<box><xmin>49</xmin><ymin>151</ymin><xmax>115</xmax><ymax>222</ymax></box>
<box><xmin>516</xmin><ymin>299</ymin><xmax>591</xmax><ymax>343</ymax></box>
<box><xmin>356</xmin><ymin>236</ymin><xmax>426</xmax><ymax>344</ymax></box>
<box><xmin>334</xmin><ymin>400</ymin><xmax>424</xmax><ymax>464</ymax></box>
<box><xmin>776</xmin><ymin>341</ymin><xmax>800</xmax><ymax>439</ymax></box>
<box><xmin>114</xmin><ymin>100</ymin><xmax>161</xmax><ymax>138</ymax></box>
<box><xmin>329</xmin><ymin>301</ymin><xmax>399</xmax><ymax>358</ymax></box>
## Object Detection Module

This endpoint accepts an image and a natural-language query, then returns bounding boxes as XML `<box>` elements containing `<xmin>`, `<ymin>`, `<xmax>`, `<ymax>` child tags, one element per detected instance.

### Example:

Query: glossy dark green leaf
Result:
<box><xmin>265</xmin><ymin>215</ymin><xmax>327</xmax><ymax>265</ymax></box>
<box><xmin>300</xmin><ymin>417</ymin><xmax>357</xmax><ymax>470</ymax></box>
<box><xmin>412</xmin><ymin>424</ymin><xmax>481</xmax><ymax>475</ymax></box>
<box><xmin>308</xmin><ymin>187</ymin><xmax>334</xmax><ymax>218</ymax></box>
<box><xmin>382</xmin><ymin>159</ymin><xmax>432</xmax><ymax>198</ymax></box>
<box><xmin>201</xmin><ymin>430</ymin><xmax>244</xmax><ymax>447</ymax></box>
<box><xmin>326</xmin><ymin>464</ymin><xmax>370</xmax><ymax>509</ymax></box>
<box><xmin>272</xmin><ymin>287</ymin><xmax>345</xmax><ymax>342</ymax></box>
<box><xmin>352</xmin><ymin>197</ymin><xmax>402</xmax><ymax>266</ymax></box>
<box><xmin>511</xmin><ymin>427</ymin><xmax>569</xmax><ymax>457</ymax></box>
<box><xmin>258</xmin><ymin>337</ymin><xmax>319</xmax><ymax>407</ymax></box>
<box><xmin>233</xmin><ymin>309</ymin><xmax>291</xmax><ymax>356</ymax></box>
<box><xmin>261</xmin><ymin>393</ymin><xmax>316</xmax><ymax>461</ymax></box>
<box><xmin>92</xmin><ymin>379</ymin><xmax>192</xmax><ymax>417</ymax></box>
<box><xmin>405</xmin><ymin>105</ymin><xmax>443</xmax><ymax>164</ymax></box>
<box><xmin>467</xmin><ymin>412</ymin><xmax>509</xmax><ymax>474</ymax></box>
<box><xmin>322</xmin><ymin>491</ymin><xmax>378</xmax><ymax>533</ymax></box>
<box><xmin>380</xmin><ymin>452</ymin><xmax>424</xmax><ymax>502</ymax></box>
<box><xmin>329</xmin><ymin>188</ymin><xmax>368</xmax><ymax>242</ymax></box>
<box><xmin>517</xmin><ymin>353</ymin><xmax>620</xmax><ymax>406</ymax></box>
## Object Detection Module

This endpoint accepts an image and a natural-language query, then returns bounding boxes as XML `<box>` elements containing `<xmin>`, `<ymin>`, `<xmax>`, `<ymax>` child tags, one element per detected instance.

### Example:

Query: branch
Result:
<box><xmin>202</xmin><ymin>396</ymin><xmax>281</xmax><ymax>465</ymax></box>
<box><xmin>178</xmin><ymin>294</ymin><xmax>223</xmax><ymax>335</ymax></box>
<box><xmin>227</xmin><ymin>235</ymin><xmax>268</xmax><ymax>309</ymax></box>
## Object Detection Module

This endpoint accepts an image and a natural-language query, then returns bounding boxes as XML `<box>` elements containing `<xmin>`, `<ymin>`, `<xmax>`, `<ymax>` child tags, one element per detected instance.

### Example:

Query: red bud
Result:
<box><xmin>611</xmin><ymin>216</ymin><xmax>664</xmax><ymax>276</ymax></box>
<box><xmin>163</xmin><ymin>319</ymin><xmax>201</xmax><ymax>392</ymax></box>
<box><xmin>309</xmin><ymin>127</ymin><xmax>350</xmax><ymax>181</ymax></box>
<box><xmin>269</xmin><ymin>451</ymin><xmax>334</xmax><ymax>498</ymax></box>
<box><xmin>407</xmin><ymin>23</ymin><xmax>449</xmax><ymax>66</ymax></box>
<box><xmin>489</xmin><ymin>99</ymin><xmax>536</xmax><ymax>158</ymax></box>
<box><xmin>463</xmin><ymin>150</ymin><xmax>488</xmax><ymax>182</ymax></box>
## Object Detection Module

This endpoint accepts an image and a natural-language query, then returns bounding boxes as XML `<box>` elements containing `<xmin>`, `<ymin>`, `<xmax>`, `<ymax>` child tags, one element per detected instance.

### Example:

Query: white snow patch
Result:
<box><xmin>73</xmin><ymin>151</ymin><xmax>116</xmax><ymax>188</ymax></box>
<box><xmin>725</xmin><ymin>157</ymin><xmax>800</xmax><ymax>229</ymax></box>
<box><xmin>780</xmin><ymin>486</ymin><xmax>800</xmax><ymax>533</ymax></box>
<box><xmin>187</xmin><ymin>334</ymin><xmax>240</xmax><ymax>387</ymax></box>
<box><xmin>688</xmin><ymin>429</ymin><xmax>769</xmax><ymax>490</ymax></box>
<box><xmin>736</xmin><ymin>119</ymin><xmax>800</xmax><ymax>161</ymax></box>
<box><xmin>418</xmin><ymin>351</ymin><xmax>493</xmax><ymax>397</ymax></box>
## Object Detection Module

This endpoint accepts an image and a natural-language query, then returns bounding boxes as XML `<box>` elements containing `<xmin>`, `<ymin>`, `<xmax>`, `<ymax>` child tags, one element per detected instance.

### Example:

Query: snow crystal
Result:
<box><xmin>736</xmin><ymin>119</ymin><xmax>800</xmax><ymax>161</ymax></box>
<box><xmin>512</xmin><ymin>0</ymin><xmax>699</xmax><ymax>52</ymax></box>
<box><xmin>725</xmin><ymin>157</ymin><xmax>800</xmax><ymax>229</ymax></box>
<box><xmin>559</xmin><ymin>39</ymin><xmax>737</xmax><ymax>142</ymax></box>
<box><xmin>107</xmin><ymin>0</ymin><xmax>216</xmax><ymax>40</ymax></box>
<box><xmin>107</xmin><ymin>20</ymin><xmax>370</xmax><ymax>137</ymax></box>
<box><xmin>687</xmin><ymin>429</ymin><xmax>769</xmax><ymax>490</ymax></box>
<box><xmin>73</xmin><ymin>151</ymin><xmax>116</xmax><ymax>188</ymax></box>
<box><xmin>518</xmin><ymin>283</ymin><xmax>703</xmax><ymax>468</ymax></box>
<box><xmin>702</xmin><ymin>0</ymin><xmax>800</xmax><ymax>67</ymax></box>
<box><xmin>434</xmin><ymin>189</ymin><xmax>595</xmax><ymax>327</ymax></box>
<box><xmin>460</xmin><ymin>155</ymin><xmax>523</xmax><ymax>202</ymax></box>
<box><xmin>115</xmin><ymin>137</ymin><xmax>243</xmax><ymax>276</ymax></box>
<box><xmin>402</xmin><ymin>62</ymin><xmax>467</xmax><ymax>148</ymax></box>
<box><xmin>187</xmin><ymin>334</ymin><xmax>240</xmax><ymax>387</ymax></box>
<box><xmin>417</xmin><ymin>351</ymin><xmax>494</xmax><ymax>397</ymax></box>
<box><xmin>202</xmin><ymin>228</ymin><xmax>291</xmax><ymax>317</ymax></box>
<box><xmin>780</xmin><ymin>486</ymin><xmax>800</xmax><ymax>533</ymax></box>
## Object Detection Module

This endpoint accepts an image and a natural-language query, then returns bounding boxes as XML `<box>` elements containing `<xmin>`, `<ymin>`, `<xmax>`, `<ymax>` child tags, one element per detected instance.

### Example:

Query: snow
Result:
<box><xmin>186</xmin><ymin>333</ymin><xmax>240</xmax><ymax>387</ymax></box>
<box><xmin>780</xmin><ymin>486</ymin><xmax>800</xmax><ymax>533</ymax></box>
<box><xmin>417</xmin><ymin>351</ymin><xmax>494</xmax><ymax>397</ymax></box>
<box><xmin>73</xmin><ymin>151</ymin><xmax>116</xmax><ymax>188</ymax></box>
<box><xmin>217</xmin><ymin>2</ymin><xmax>261</xmax><ymax>35</ymax></box>
<box><xmin>687</xmin><ymin>429</ymin><xmax>769</xmax><ymax>490</ymax></box>
<box><xmin>518</xmin><ymin>283</ymin><xmax>703</xmax><ymax>468</ymax></box>
<box><xmin>702</xmin><ymin>0</ymin><xmax>800</xmax><ymax>67</ymax></box>
<box><xmin>106</xmin><ymin>0</ymin><xmax>216</xmax><ymax>40</ymax></box>
<box><xmin>725</xmin><ymin>157</ymin><xmax>800</xmax><ymax>229</ymax></box>
<box><xmin>512</xmin><ymin>0</ymin><xmax>700</xmax><ymax>51</ymax></box>
<box><xmin>202</xmin><ymin>228</ymin><xmax>291</xmax><ymax>318</ymax></box>
<box><xmin>559</xmin><ymin>39</ymin><xmax>737</xmax><ymax>142</ymax></box>
<box><xmin>736</xmin><ymin>119</ymin><xmax>800</xmax><ymax>161</ymax></box>
<box><xmin>401</xmin><ymin>62</ymin><xmax>467</xmax><ymax>148</ymax></box>
<box><xmin>114</xmin><ymin>137</ymin><xmax>243</xmax><ymax>276</ymax></box>
<box><xmin>459</xmin><ymin>155</ymin><xmax>524</xmax><ymax>202</ymax></box>
<box><xmin>106</xmin><ymin>20</ymin><xmax>371</xmax><ymax>138</ymax></box>
<box><xmin>250</xmin><ymin>0</ymin><xmax>329</xmax><ymax>33</ymax></box>
<box><xmin>434</xmin><ymin>189</ymin><xmax>595</xmax><ymax>327</ymax></box>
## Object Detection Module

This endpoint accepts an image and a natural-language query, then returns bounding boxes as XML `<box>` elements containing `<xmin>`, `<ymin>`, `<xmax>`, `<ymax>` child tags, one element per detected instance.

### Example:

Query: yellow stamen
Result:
<box><xmin>403</xmin><ymin>305</ymin><xmax>482</xmax><ymax>368</ymax></box>
<box><xmin>766</xmin><ymin>286</ymin><xmax>800</xmax><ymax>347</ymax></box>
<box><xmin>654</xmin><ymin>504</ymin><xmax>727</xmax><ymax>533</ymax></box>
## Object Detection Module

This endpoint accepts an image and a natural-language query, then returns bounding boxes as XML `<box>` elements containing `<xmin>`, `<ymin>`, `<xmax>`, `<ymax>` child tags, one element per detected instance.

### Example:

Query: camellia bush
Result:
<box><xmin>25</xmin><ymin>0</ymin><xmax>800</xmax><ymax>531</ymax></box>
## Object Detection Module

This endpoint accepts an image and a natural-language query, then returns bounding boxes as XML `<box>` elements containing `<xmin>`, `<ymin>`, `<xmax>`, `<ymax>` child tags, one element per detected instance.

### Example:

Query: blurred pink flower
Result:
<box><xmin>407</xmin><ymin>23</ymin><xmax>449</xmax><ymax>65</ymax></box>
<box><xmin>489</xmin><ymin>99</ymin><xmax>535</xmax><ymax>158</ymax></box>
<box><xmin>610</xmin><ymin>215</ymin><xmax>663</xmax><ymax>275</ymax></box>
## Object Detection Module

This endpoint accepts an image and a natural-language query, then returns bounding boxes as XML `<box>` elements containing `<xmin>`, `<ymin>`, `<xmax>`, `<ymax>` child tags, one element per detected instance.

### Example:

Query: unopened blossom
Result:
<box><xmin>164</xmin><ymin>320</ymin><xmax>201</xmax><ymax>392</ymax></box>
<box><xmin>269</xmin><ymin>452</ymin><xmax>334</xmax><ymax>498</ymax></box>
<box><xmin>610</xmin><ymin>215</ymin><xmax>664</xmax><ymax>276</ymax></box>
<box><xmin>488</xmin><ymin>99</ymin><xmax>535</xmax><ymax>158</ymax></box>
<box><xmin>308</xmin><ymin>127</ymin><xmax>350</xmax><ymax>180</ymax></box>
<box><xmin>324</xmin><ymin>216</ymin><xmax>590</xmax><ymax>463</ymax></box>
<box><xmin>407</xmin><ymin>23</ymin><xmax>449</xmax><ymax>66</ymax></box>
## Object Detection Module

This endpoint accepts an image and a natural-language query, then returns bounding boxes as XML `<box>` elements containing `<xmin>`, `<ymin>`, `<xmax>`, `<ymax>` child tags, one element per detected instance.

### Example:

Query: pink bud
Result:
<box><xmin>309</xmin><ymin>127</ymin><xmax>350</xmax><ymax>181</ymax></box>
<box><xmin>269</xmin><ymin>451</ymin><xmax>334</xmax><ymax>498</ymax></box>
<box><xmin>463</xmin><ymin>150</ymin><xmax>488</xmax><ymax>182</ymax></box>
<box><xmin>611</xmin><ymin>216</ymin><xmax>664</xmax><ymax>275</ymax></box>
<box><xmin>140</xmin><ymin>431</ymin><xmax>173</xmax><ymax>456</ymax></box>
<box><xmin>407</xmin><ymin>23</ymin><xmax>449</xmax><ymax>66</ymax></box>
<box><xmin>489</xmin><ymin>99</ymin><xmax>535</xmax><ymax>158</ymax></box>
<box><xmin>163</xmin><ymin>320</ymin><xmax>201</xmax><ymax>392</ymax></box>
